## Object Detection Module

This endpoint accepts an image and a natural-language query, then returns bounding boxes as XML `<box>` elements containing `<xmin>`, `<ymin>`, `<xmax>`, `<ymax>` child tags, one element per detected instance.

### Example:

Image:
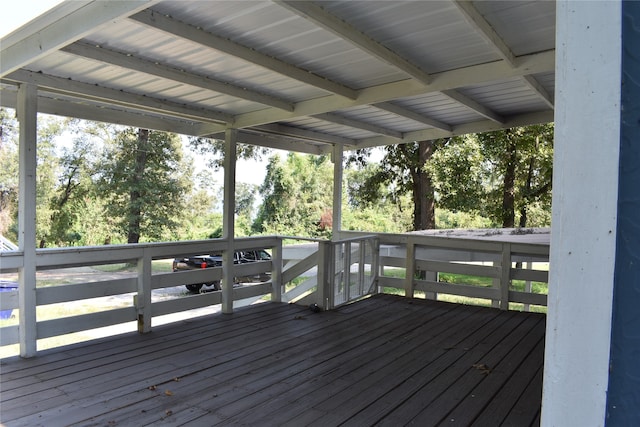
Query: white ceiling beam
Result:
<box><xmin>62</xmin><ymin>42</ymin><xmax>293</xmax><ymax>112</ymax></box>
<box><xmin>452</xmin><ymin>2</ymin><xmax>554</xmax><ymax>111</ymax></box>
<box><xmin>453</xmin><ymin>1</ymin><xmax>517</xmax><ymax>67</ymax></box>
<box><xmin>276</xmin><ymin>0</ymin><xmax>432</xmax><ymax>86</ymax></box>
<box><xmin>440</xmin><ymin>89</ymin><xmax>504</xmax><ymax>123</ymax></box>
<box><xmin>522</xmin><ymin>75</ymin><xmax>555</xmax><ymax>109</ymax></box>
<box><xmin>280</xmin><ymin>1</ymin><xmax>515</xmax><ymax>130</ymax></box>
<box><xmin>207</xmin><ymin>130</ymin><xmax>328</xmax><ymax>155</ymax></box>
<box><xmin>373</xmin><ymin>102</ymin><xmax>452</xmax><ymax>132</ymax></box>
<box><xmin>1</xmin><ymin>1</ymin><xmax>161</xmax><ymax>77</ymax></box>
<box><xmin>313</xmin><ymin>112</ymin><xmax>402</xmax><ymax>139</ymax></box>
<box><xmin>130</xmin><ymin>9</ymin><xmax>358</xmax><ymax>100</ymax></box>
<box><xmin>0</xmin><ymin>89</ymin><xmax>200</xmax><ymax>135</ymax></box>
<box><xmin>251</xmin><ymin>123</ymin><xmax>355</xmax><ymax>145</ymax></box>
<box><xmin>199</xmin><ymin>49</ymin><xmax>554</xmax><ymax>135</ymax></box>
<box><xmin>353</xmin><ymin>110</ymin><xmax>555</xmax><ymax>150</ymax></box>
<box><xmin>3</xmin><ymin>69</ymin><xmax>233</xmax><ymax>124</ymax></box>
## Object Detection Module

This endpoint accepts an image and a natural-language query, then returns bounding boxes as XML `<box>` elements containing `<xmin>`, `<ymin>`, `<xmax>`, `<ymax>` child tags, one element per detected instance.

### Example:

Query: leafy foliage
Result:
<box><xmin>96</xmin><ymin>128</ymin><xmax>191</xmax><ymax>243</ymax></box>
<box><xmin>427</xmin><ymin>125</ymin><xmax>554</xmax><ymax>228</ymax></box>
<box><xmin>188</xmin><ymin>136</ymin><xmax>270</xmax><ymax>170</ymax></box>
<box><xmin>1</xmin><ymin>109</ymin><xmax>553</xmax><ymax>248</ymax></box>
<box><xmin>253</xmin><ymin>153</ymin><xmax>334</xmax><ymax>238</ymax></box>
<box><xmin>0</xmin><ymin>109</ymin><xmax>19</xmax><ymax>239</ymax></box>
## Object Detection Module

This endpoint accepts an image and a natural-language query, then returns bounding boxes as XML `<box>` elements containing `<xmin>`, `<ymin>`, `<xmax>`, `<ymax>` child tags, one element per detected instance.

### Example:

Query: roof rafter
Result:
<box><xmin>0</xmin><ymin>88</ymin><xmax>201</xmax><ymax>135</ymax></box>
<box><xmin>453</xmin><ymin>1</ymin><xmax>517</xmax><ymax>66</ymax></box>
<box><xmin>279</xmin><ymin>1</ymin><xmax>509</xmax><ymax>127</ymax></box>
<box><xmin>312</xmin><ymin>112</ymin><xmax>402</xmax><ymax>139</ymax></box>
<box><xmin>207</xmin><ymin>129</ymin><xmax>329</xmax><ymax>155</ymax></box>
<box><xmin>4</xmin><ymin>69</ymin><xmax>233</xmax><ymax>124</ymax></box>
<box><xmin>453</xmin><ymin>1</ymin><xmax>554</xmax><ymax>109</ymax></box>
<box><xmin>354</xmin><ymin>110</ymin><xmax>554</xmax><ymax>149</ymax></box>
<box><xmin>200</xmin><ymin>49</ymin><xmax>554</xmax><ymax>135</ymax></box>
<box><xmin>373</xmin><ymin>102</ymin><xmax>452</xmax><ymax>132</ymax></box>
<box><xmin>522</xmin><ymin>75</ymin><xmax>554</xmax><ymax>109</ymax></box>
<box><xmin>130</xmin><ymin>9</ymin><xmax>358</xmax><ymax>100</ymax></box>
<box><xmin>62</xmin><ymin>41</ymin><xmax>293</xmax><ymax>112</ymax></box>
<box><xmin>440</xmin><ymin>89</ymin><xmax>504</xmax><ymax>123</ymax></box>
<box><xmin>1</xmin><ymin>0</ymin><xmax>161</xmax><ymax>77</ymax></box>
<box><xmin>250</xmin><ymin>123</ymin><xmax>355</xmax><ymax>145</ymax></box>
<box><xmin>276</xmin><ymin>0</ymin><xmax>432</xmax><ymax>86</ymax></box>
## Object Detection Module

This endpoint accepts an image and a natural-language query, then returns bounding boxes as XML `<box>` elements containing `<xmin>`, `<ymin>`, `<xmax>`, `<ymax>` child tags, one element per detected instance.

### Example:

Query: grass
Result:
<box><xmin>380</xmin><ymin>267</ymin><xmax>548</xmax><ymax>314</ymax></box>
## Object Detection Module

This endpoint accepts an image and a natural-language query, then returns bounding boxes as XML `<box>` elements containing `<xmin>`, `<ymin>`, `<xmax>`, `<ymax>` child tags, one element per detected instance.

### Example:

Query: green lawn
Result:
<box><xmin>380</xmin><ymin>267</ymin><xmax>548</xmax><ymax>313</ymax></box>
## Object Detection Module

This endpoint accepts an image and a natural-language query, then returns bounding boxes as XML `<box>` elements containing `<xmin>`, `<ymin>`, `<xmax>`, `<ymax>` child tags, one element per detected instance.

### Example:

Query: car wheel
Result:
<box><xmin>186</xmin><ymin>284</ymin><xmax>203</xmax><ymax>294</ymax></box>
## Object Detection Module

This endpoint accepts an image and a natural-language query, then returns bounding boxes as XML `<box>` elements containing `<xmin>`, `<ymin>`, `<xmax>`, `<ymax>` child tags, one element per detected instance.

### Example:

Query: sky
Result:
<box><xmin>0</xmin><ymin>0</ymin><xmax>64</xmax><ymax>38</ymax></box>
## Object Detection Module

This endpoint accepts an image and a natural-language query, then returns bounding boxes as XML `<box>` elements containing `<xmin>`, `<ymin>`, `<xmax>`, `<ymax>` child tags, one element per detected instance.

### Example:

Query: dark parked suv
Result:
<box><xmin>172</xmin><ymin>249</ymin><xmax>271</xmax><ymax>293</ymax></box>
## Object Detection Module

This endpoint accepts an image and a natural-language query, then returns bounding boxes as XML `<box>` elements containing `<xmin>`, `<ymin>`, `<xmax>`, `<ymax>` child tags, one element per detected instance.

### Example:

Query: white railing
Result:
<box><xmin>0</xmin><ymin>237</ymin><xmax>282</xmax><ymax>350</ymax></box>
<box><xmin>342</xmin><ymin>231</ymin><xmax>549</xmax><ymax>310</ymax></box>
<box><xmin>0</xmin><ymin>232</ymin><xmax>548</xmax><ymax>356</ymax></box>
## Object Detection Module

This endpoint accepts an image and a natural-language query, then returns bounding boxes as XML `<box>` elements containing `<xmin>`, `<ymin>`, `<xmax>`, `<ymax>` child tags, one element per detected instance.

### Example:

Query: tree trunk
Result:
<box><xmin>502</xmin><ymin>135</ymin><xmax>517</xmax><ymax>228</ymax></box>
<box><xmin>519</xmin><ymin>154</ymin><xmax>536</xmax><ymax>228</ymax></box>
<box><xmin>127</xmin><ymin>129</ymin><xmax>148</xmax><ymax>244</ymax></box>
<box><xmin>408</xmin><ymin>140</ymin><xmax>436</xmax><ymax>231</ymax></box>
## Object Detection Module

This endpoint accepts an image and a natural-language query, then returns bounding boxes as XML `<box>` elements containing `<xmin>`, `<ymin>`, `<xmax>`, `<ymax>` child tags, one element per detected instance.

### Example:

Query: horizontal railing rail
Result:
<box><xmin>1</xmin><ymin>231</ymin><xmax>549</xmax><ymax>357</ymax></box>
<box><xmin>346</xmin><ymin>231</ymin><xmax>549</xmax><ymax>311</ymax></box>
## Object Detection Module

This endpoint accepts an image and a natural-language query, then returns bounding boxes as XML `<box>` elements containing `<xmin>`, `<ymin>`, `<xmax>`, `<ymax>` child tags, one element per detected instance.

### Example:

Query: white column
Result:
<box><xmin>332</xmin><ymin>144</ymin><xmax>343</xmax><ymax>241</ymax></box>
<box><xmin>221</xmin><ymin>128</ymin><xmax>237</xmax><ymax>314</ymax></box>
<box><xmin>17</xmin><ymin>83</ymin><xmax>38</xmax><ymax>357</ymax></box>
<box><xmin>541</xmin><ymin>1</ymin><xmax>621</xmax><ymax>425</ymax></box>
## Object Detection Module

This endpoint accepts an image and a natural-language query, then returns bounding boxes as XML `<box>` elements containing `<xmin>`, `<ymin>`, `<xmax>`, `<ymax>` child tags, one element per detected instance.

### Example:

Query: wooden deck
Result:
<box><xmin>0</xmin><ymin>294</ymin><xmax>545</xmax><ymax>426</ymax></box>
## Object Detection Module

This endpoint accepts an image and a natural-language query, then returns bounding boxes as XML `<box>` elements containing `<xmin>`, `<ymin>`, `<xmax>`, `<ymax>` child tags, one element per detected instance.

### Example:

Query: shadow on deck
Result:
<box><xmin>0</xmin><ymin>294</ymin><xmax>545</xmax><ymax>426</ymax></box>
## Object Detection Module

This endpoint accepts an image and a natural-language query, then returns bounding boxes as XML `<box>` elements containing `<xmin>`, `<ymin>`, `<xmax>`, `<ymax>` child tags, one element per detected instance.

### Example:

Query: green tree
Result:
<box><xmin>351</xmin><ymin>140</ymin><xmax>439</xmax><ymax>231</ymax></box>
<box><xmin>428</xmin><ymin>124</ymin><xmax>554</xmax><ymax>228</ymax></box>
<box><xmin>0</xmin><ymin>108</ymin><xmax>19</xmax><ymax>240</ymax></box>
<box><xmin>253</xmin><ymin>153</ymin><xmax>334</xmax><ymax>237</ymax></box>
<box><xmin>189</xmin><ymin>136</ymin><xmax>270</xmax><ymax>170</ymax></box>
<box><xmin>97</xmin><ymin>128</ymin><xmax>191</xmax><ymax>243</ymax></box>
<box><xmin>344</xmin><ymin>164</ymin><xmax>413</xmax><ymax>232</ymax></box>
<box><xmin>35</xmin><ymin>116</ymin><xmax>66</xmax><ymax>247</ymax></box>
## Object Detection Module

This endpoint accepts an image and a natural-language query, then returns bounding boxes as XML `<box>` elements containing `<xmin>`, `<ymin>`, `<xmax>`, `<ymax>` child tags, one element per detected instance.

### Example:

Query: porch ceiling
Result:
<box><xmin>0</xmin><ymin>0</ymin><xmax>555</xmax><ymax>154</ymax></box>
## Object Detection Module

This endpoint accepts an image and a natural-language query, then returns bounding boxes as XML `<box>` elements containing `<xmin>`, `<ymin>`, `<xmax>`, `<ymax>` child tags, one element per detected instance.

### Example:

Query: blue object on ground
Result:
<box><xmin>0</xmin><ymin>281</ymin><xmax>18</xmax><ymax>320</ymax></box>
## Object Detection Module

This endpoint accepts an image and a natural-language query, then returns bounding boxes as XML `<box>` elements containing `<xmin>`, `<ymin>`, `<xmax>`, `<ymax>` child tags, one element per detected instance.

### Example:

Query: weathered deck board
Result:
<box><xmin>0</xmin><ymin>294</ymin><xmax>545</xmax><ymax>426</ymax></box>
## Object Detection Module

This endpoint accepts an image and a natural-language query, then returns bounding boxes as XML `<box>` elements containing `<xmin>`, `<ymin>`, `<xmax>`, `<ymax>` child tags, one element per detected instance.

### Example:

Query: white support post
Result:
<box><xmin>136</xmin><ymin>250</ymin><xmax>152</xmax><ymax>333</ymax></box>
<box><xmin>542</xmin><ymin>1</ymin><xmax>621</xmax><ymax>425</ymax></box>
<box><xmin>222</xmin><ymin>128</ymin><xmax>237</xmax><ymax>314</ymax></box>
<box><xmin>17</xmin><ymin>83</ymin><xmax>37</xmax><ymax>358</ymax></box>
<box><xmin>332</xmin><ymin>144</ymin><xmax>343</xmax><ymax>241</ymax></box>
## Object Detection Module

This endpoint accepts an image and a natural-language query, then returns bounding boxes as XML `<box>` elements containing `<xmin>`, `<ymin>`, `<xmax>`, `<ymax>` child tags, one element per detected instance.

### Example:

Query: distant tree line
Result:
<box><xmin>0</xmin><ymin>108</ymin><xmax>553</xmax><ymax>247</ymax></box>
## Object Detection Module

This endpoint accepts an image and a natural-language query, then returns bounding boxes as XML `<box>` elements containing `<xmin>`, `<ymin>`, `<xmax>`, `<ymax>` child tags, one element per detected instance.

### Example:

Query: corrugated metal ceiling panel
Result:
<box><xmin>1</xmin><ymin>0</ymin><xmax>556</xmax><ymax>152</ymax></box>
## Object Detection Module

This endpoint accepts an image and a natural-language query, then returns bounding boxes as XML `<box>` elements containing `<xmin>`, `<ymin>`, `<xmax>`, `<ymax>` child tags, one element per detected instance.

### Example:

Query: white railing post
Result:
<box><xmin>499</xmin><ymin>243</ymin><xmax>512</xmax><ymax>310</ymax></box>
<box><xmin>271</xmin><ymin>240</ymin><xmax>283</xmax><ymax>303</ymax></box>
<box><xmin>136</xmin><ymin>250</ymin><xmax>152</xmax><ymax>333</ymax></box>
<box><xmin>524</xmin><ymin>261</ymin><xmax>532</xmax><ymax>312</ymax></box>
<box><xmin>316</xmin><ymin>241</ymin><xmax>333</xmax><ymax>310</ymax></box>
<box><xmin>343</xmin><ymin>241</ymin><xmax>351</xmax><ymax>303</ymax></box>
<box><xmin>404</xmin><ymin>238</ymin><xmax>416</xmax><ymax>298</ymax></box>
<box><xmin>358</xmin><ymin>239</ymin><xmax>365</xmax><ymax>297</ymax></box>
